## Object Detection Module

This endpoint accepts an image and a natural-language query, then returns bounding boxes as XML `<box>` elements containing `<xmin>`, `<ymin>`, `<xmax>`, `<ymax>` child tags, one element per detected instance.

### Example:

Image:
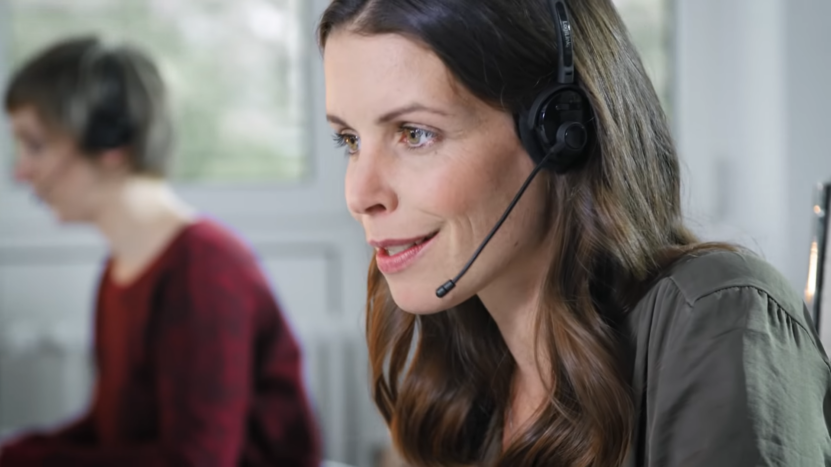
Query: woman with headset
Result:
<box><xmin>0</xmin><ymin>37</ymin><xmax>320</xmax><ymax>466</ymax></box>
<box><xmin>319</xmin><ymin>0</ymin><xmax>831</xmax><ymax>465</ymax></box>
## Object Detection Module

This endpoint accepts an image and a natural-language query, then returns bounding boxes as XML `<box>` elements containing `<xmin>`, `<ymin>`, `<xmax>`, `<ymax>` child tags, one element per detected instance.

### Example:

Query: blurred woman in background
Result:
<box><xmin>0</xmin><ymin>36</ymin><xmax>320</xmax><ymax>467</ymax></box>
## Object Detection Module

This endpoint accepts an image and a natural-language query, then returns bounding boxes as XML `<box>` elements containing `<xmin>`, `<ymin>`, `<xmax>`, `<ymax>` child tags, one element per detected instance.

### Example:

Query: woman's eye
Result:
<box><xmin>332</xmin><ymin>133</ymin><xmax>360</xmax><ymax>155</ymax></box>
<box><xmin>401</xmin><ymin>127</ymin><xmax>436</xmax><ymax>149</ymax></box>
<box><xmin>17</xmin><ymin>138</ymin><xmax>43</xmax><ymax>156</ymax></box>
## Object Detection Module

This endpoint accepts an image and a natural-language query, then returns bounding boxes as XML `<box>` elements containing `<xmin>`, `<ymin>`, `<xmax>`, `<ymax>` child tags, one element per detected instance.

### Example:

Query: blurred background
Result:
<box><xmin>0</xmin><ymin>0</ymin><xmax>828</xmax><ymax>466</ymax></box>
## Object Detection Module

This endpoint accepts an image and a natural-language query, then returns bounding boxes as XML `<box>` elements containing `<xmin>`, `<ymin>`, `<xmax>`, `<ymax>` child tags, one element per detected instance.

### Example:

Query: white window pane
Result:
<box><xmin>5</xmin><ymin>0</ymin><xmax>309</xmax><ymax>183</ymax></box>
<box><xmin>613</xmin><ymin>0</ymin><xmax>672</xmax><ymax>113</ymax></box>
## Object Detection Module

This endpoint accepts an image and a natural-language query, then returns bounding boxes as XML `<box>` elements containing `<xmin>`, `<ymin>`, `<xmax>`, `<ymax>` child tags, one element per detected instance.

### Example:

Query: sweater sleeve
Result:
<box><xmin>48</xmin><ymin>360</ymin><xmax>101</xmax><ymax>445</ymax></box>
<box><xmin>50</xmin><ymin>412</ymin><xmax>97</xmax><ymax>445</ymax></box>
<box><xmin>0</xmin><ymin>392</ymin><xmax>97</xmax><ymax>453</ymax></box>
<box><xmin>642</xmin><ymin>286</ymin><xmax>831</xmax><ymax>466</ymax></box>
<box><xmin>0</xmin><ymin>255</ymin><xmax>258</xmax><ymax>467</ymax></box>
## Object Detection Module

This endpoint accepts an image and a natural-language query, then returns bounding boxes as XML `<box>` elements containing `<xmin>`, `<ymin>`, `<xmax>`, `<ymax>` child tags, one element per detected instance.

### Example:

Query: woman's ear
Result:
<box><xmin>98</xmin><ymin>147</ymin><xmax>131</xmax><ymax>172</ymax></box>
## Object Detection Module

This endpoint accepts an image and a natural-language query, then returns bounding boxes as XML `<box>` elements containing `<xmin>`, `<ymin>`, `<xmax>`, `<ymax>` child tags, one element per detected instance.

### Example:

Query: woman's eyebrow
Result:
<box><xmin>326</xmin><ymin>103</ymin><xmax>451</xmax><ymax>128</ymax></box>
<box><xmin>375</xmin><ymin>103</ymin><xmax>450</xmax><ymax>124</ymax></box>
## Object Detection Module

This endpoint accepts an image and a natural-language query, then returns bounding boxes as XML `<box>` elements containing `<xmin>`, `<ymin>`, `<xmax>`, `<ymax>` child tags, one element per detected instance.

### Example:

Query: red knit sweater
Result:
<box><xmin>0</xmin><ymin>219</ymin><xmax>321</xmax><ymax>466</ymax></box>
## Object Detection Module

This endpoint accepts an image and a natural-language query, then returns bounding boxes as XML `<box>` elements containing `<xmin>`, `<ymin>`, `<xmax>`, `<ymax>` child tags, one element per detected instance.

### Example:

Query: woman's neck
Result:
<box><xmin>478</xmin><ymin>234</ymin><xmax>552</xmax><ymax>380</ymax></box>
<box><xmin>492</xmin><ymin>296</ymin><xmax>550</xmax><ymax>445</ymax></box>
<box><xmin>486</xmin><ymin>285</ymin><xmax>549</xmax><ymax>421</ymax></box>
<box><xmin>477</xmin><ymin>238</ymin><xmax>555</xmax><ymax>440</ymax></box>
<box><xmin>93</xmin><ymin>177</ymin><xmax>196</xmax><ymax>277</ymax></box>
<box><xmin>496</xmin><ymin>297</ymin><xmax>549</xmax><ymax>445</ymax></box>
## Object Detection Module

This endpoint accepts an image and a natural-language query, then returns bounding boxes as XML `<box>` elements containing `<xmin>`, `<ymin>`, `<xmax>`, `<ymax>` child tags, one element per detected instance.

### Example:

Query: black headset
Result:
<box><xmin>514</xmin><ymin>0</ymin><xmax>594</xmax><ymax>174</ymax></box>
<box><xmin>79</xmin><ymin>44</ymin><xmax>134</xmax><ymax>153</ymax></box>
<box><xmin>436</xmin><ymin>0</ymin><xmax>595</xmax><ymax>297</ymax></box>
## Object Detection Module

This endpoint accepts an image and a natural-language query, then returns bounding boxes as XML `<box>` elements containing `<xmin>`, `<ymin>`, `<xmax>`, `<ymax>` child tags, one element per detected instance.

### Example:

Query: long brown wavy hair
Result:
<box><xmin>319</xmin><ymin>1</ymin><xmax>720</xmax><ymax>465</ymax></box>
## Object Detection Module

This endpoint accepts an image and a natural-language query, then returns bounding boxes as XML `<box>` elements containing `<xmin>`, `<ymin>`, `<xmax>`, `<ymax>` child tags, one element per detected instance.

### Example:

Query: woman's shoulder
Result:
<box><xmin>172</xmin><ymin>217</ymin><xmax>258</xmax><ymax>268</ymax></box>
<box><xmin>629</xmin><ymin>249</ymin><xmax>831</xmax><ymax>466</ymax></box>
<box><xmin>160</xmin><ymin>218</ymin><xmax>269</xmax><ymax>293</ymax></box>
<box><xmin>157</xmin><ymin>219</ymin><xmax>277</xmax><ymax>311</ymax></box>
<box><xmin>631</xmin><ymin>248</ymin><xmax>814</xmax><ymax>341</ymax></box>
<box><xmin>664</xmin><ymin>249</ymin><xmax>801</xmax><ymax>308</ymax></box>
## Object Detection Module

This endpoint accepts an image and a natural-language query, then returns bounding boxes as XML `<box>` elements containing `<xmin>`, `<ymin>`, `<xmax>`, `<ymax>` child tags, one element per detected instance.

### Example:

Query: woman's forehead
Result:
<box><xmin>9</xmin><ymin>106</ymin><xmax>48</xmax><ymax>134</ymax></box>
<box><xmin>323</xmin><ymin>31</ymin><xmax>480</xmax><ymax>124</ymax></box>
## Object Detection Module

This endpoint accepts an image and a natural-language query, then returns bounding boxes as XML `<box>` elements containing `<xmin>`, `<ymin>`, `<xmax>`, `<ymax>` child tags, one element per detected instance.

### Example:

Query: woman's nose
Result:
<box><xmin>344</xmin><ymin>145</ymin><xmax>398</xmax><ymax>217</ymax></box>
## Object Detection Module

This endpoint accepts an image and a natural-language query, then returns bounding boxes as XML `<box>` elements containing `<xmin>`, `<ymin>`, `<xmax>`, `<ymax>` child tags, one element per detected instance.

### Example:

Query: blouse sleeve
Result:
<box><xmin>643</xmin><ymin>286</ymin><xmax>831</xmax><ymax>466</ymax></box>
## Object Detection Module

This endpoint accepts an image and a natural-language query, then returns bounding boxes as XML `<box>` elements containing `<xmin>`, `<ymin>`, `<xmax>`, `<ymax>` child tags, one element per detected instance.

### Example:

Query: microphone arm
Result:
<box><xmin>435</xmin><ymin>141</ymin><xmax>564</xmax><ymax>298</ymax></box>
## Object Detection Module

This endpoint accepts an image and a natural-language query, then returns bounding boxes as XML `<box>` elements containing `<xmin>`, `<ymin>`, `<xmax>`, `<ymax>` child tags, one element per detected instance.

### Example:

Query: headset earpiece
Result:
<box><xmin>80</xmin><ymin>48</ymin><xmax>134</xmax><ymax>153</ymax></box>
<box><xmin>514</xmin><ymin>0</ymin><xmax>595</xmax><ymax>174</ymax></box>
<box><xmin>517</xmin><ymin>84</ymin><xmax>593</xmax><ymax>173</ymax></box>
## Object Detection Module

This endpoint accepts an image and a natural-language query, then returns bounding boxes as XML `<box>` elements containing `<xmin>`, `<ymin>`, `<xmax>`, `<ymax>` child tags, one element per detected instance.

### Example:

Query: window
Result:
<box><xmin>2</xmin><ymin>0</ymin><xmax>672</xmax><ymax>183</ymax></box>
<box><xmin>613</xmin><ymin>0</ymin><xmax>673</xmax><ymax>113</ymax></box>
<box><xmin>4</xmin><ymin>0</ymin><xmax>309</xmax><ymax>183</ymax></box>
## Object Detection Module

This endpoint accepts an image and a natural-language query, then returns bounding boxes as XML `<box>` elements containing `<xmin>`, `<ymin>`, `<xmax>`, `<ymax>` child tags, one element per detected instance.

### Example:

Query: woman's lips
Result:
<box><xmin>373</xmin><ymin>232</ymin><xmax>438</xmax><ymax>274</ymax></box>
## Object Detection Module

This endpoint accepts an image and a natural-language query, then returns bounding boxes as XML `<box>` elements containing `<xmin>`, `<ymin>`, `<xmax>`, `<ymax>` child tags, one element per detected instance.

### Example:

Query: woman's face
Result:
<box><xmin>9</xmin><ymin>106</ymin><xmax>116</xmax><ymax>223</ymax></box>
<box><xmin>324</xmin><ymin>31</ymin><xmax>552</xmax><ymax>314</ymax></box>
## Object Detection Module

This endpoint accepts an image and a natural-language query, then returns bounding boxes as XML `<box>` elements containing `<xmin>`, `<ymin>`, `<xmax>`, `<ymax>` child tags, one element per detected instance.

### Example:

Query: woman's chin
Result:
<box><xmin>51</xmin><ymin>210</ymin><xmax>74</xmax><ymax>223</ymax></box>
<box><xmin>51</xmin><ymin>208</ymin><xmax>89</xmax><ymax>225</ymax></box>
<box><xmin>387</xmin><ymin>282</ymin><xmax>469</xmax><ymax>315</ymax></box>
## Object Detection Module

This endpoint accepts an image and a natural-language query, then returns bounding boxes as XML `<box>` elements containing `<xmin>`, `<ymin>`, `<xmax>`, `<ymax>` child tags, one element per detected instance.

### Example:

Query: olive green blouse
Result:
<box><xmin>623</xmin><ymin>250</ymin><xmax>831</xmax><ymax>466</ymax></box>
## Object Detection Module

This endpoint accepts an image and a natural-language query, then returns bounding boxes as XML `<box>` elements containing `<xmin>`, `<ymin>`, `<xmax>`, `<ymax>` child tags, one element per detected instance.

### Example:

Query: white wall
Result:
<box><xmin>676</xmin><ymin>0</ymin><xmax>831</xmax><ymax>294</ymax></box>
<box><xmin>785</xmin><ymin>0</ymin><xmax>831</xmax><ymax>294</ymax></box>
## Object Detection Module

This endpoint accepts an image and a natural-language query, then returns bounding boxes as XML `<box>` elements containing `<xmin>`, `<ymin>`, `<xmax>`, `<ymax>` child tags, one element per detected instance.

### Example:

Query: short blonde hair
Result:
<box><xmin>4</xmin><ymin>35</ymin><xmax>174</xmax><ymax>177</ymax></box>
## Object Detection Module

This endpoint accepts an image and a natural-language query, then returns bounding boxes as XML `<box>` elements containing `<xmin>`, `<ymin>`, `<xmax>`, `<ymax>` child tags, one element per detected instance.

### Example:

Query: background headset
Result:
<box><xmin>78</xmin><ymin>43</ymin><xmax>135</xmax><ymax>153</ymax></box>
<box><xmin>32</xmin><ymin>42</ymin><xmax>136</xmax><ymax>203</ymax></box>
<box><xmin>436</xmin><ymin>0</ymin><xmax>596</xmax><ymax>298</ymax></box>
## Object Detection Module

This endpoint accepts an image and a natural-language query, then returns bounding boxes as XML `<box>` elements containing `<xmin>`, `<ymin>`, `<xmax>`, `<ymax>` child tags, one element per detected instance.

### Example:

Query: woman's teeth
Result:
<box><xmin>383</xmin><ymin>236</ymin><xmax>431</xmax><ymax>256</ymax></box>
<box><xmin>385</xmin><ymin>244</ymin><xmax>415</xmax><ymax>256</ymax></box>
